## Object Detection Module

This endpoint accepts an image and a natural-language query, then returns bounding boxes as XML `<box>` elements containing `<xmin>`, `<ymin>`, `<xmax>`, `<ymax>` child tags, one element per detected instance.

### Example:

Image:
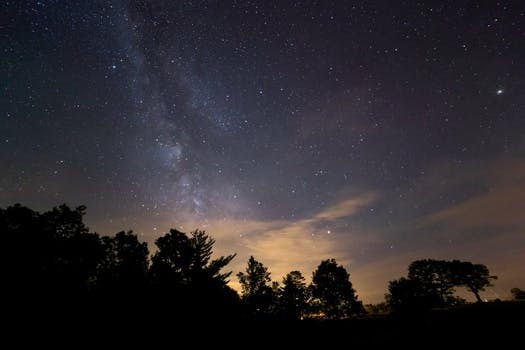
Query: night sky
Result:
<box><xmin>2</xmin><ymin>1</ymin><xmax>524</xmax><ymax>303</ymax></box>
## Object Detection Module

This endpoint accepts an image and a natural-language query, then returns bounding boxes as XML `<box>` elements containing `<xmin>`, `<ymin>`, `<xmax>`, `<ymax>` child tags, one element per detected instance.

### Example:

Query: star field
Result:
<box><xmin>2</xmin><ymin>1</ymin><xmax>525</xmax><ymax>303</ymax></box>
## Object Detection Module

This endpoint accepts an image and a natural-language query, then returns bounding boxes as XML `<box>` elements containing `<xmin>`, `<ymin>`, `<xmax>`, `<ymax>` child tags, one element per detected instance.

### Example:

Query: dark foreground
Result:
<box><xmin>8</xmin><ymin>301</ymin><xmax>524</xmax><ymax>346</ymax></box>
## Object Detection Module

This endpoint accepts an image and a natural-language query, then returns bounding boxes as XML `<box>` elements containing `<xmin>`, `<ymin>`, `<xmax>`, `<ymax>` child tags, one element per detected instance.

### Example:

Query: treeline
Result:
<box><xmin>1</xmin><ymin>203</ymin><xmax>514</xmax><ymax>323</ymax></box>
<box><xmin>386</xmin><ymin>259</ymin><xmax>497</xmax><ymax>314</ymax></box>
<box><xmin>1</xmin><ymin>203</ymin><xmax>361</xmax><ymax>321</ymax></box>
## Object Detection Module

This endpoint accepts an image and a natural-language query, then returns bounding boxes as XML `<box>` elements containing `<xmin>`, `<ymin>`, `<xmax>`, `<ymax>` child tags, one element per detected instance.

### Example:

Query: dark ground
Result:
<box><xmin>248</xmin><ymin>301</ymin><xmax>525</xmax><ymax>347</ymax></box>
<box><xmin>7</xmin><ymin>301</ymin><xmax>524</xmax><ymax>347</ymax></box>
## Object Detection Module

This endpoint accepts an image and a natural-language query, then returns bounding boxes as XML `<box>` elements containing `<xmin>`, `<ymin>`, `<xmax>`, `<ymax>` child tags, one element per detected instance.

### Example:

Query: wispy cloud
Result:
<box><xmin>160</xmin><ymin>192</ymin><xmax>380</xmax><ymax>291</ymax></box>
<box><xmin>313</xmin><ymin>193</ymin><xmax>378</xmax><ymax>221</ymax></box>
<box><xmin>94</xmin><ymin>156</ymin><xmax>525</xmax><ymax>304</ymax></box>
<box><xmin>367</xmin><ymin>156</ymin><xmax>525</xmax><ymax>302</ymax></box>
<box><xmin>421</xmin><ymin>158</ymin><xmax>525</xmax><ymax>231</ymax></box>
<box><xmin>409</xmin><ymin>156</ymin><xmax>525</xmax><ymax>300</ymax></box>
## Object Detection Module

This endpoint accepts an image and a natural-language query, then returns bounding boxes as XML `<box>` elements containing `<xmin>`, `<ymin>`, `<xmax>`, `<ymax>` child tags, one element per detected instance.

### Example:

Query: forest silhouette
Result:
<box><xmin>2</xmin><ymin>203</ymin><xmax>523</xmax><ymax>345</ymax></box>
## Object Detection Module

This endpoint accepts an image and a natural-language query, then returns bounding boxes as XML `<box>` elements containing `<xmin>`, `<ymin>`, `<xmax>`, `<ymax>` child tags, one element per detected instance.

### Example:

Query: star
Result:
<box><xmin>496</xmin><ymin>89</ymin><xmax>504</xmax><ymax>95</ymax></box>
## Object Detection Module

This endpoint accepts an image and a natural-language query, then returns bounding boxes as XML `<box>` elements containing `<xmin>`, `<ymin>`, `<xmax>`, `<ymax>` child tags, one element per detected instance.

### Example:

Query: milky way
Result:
<box><xmin>2</xmin><ymin>1</ymin><xmax>525</xmax><ymax>302</ymax></box>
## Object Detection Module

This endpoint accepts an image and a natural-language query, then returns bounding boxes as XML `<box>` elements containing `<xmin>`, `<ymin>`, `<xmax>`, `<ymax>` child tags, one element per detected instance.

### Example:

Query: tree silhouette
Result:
<box><xmin>408</xmin><ymin>259</ymin><xmax>456</xmax><ymax>307</ymax></box>
<box><xmin>237</xmin><ymin>256</ymin><xmax>275</xmax><ymax>318</ymax></box>
<box><xmin>1</xmin><ymin>202</ymin><xmax>107</xmax><ymax>322</ymax></box>
<box><xmin>36</xmin><ymin>204</ymin><xmax>103</xmax><ymax>295</ymax></box>
<box><xmin>150</xmin><ymin>228</ymin><xmax>191</xmax><ymax>288</ymax></box>
<box><xmin>97</xmin><ymin>230</ymin><xmax>149</xmax><ymax>292</ymax></box>
<box><xmin>448</xmin><ymin>260</ymin><xmax>497</xmax><ymax>302</ymax></box>
<box><xmin>310</xmin><ymin>259</ymin><xmax>362</xmax><ymax>319</ymax></box>
<box><xmin>389</xmin><ymin>259</ymin><xmax>498</xmax><ymax>312</ymax></box>
<box><xmin>2</xmin><ymin>204</ymin><xmax>46</xmax><ymax>303</ymax></box>
<box><xmin>149</xmin><ymin>228</ymin><xmax>237</xmax><ymax>318</ymax></box>
<box><xmin>386</xmin><ymin>277</ymin><xmax>437</xmax><ymax>314</ymax></box>
<box><xmin>188</xmin><ymin>229</ymin><xmax>236</xmax><ymax>288</ymax></box>
<box><xmin>150</xmin><ymin>229</ymin><xmax>235</xmax><ymax>287</ymax></box>
<box><xmin>364</xmin><ymin>302</ymin><xmax>390</xmax><ymax>314</ymax></box>
<box><xmin>511</xmin><ymin>288</ymin><xmax>525</xmax><ymax>300</ymax></box>
<box><xmin>278</xmin><ymin>270</ymin><xmax>309</xmax><ymax>320</ymax></box>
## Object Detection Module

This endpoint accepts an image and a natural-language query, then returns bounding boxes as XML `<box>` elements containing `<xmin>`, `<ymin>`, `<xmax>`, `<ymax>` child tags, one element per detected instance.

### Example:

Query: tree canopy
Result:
<box><xmin>448</xmin><ymin>260</ymin><xmax>497</xmax><ymax>302</ymax></box>
<box><xmin>150</xmin><ymin>229</ymin><xmax>235</xmax><ymax>289</ymax></box>
<box><xmin>310</xmin><ymin>259</ymin><xmax>363</xmax><ymax>318</ymax></box>
<box><xmin>237</xmin><ymin>256</ymin><xmax>275</xmax><ymax>318</ymax></box>
<box><xmin>150</xmin><ymin>229</ymin><xmax>238</xmax><ymax>318</ymax></box>
<box><xmin>97</xmin><ymin>230</ymin><xmax>149</xmax><ymax>292</ymax></box>
<box><xmin>511</xmin><ymin>288</ymin><xmax>525</xmax><ymax>300</ymax></box>
<box><xmin>387</xmin><ymin>259</ymin><xmax>497</xmax><ymax>313</ymax></box>
<box><xmin>1</xmin><ymin>203</ymin><xmax>505</xmax><ymax>324</ymax></box>
<box><xmin>278</xmin><ymin>270</ymin><xmax>310</xmax><ymax>320</ymax></box>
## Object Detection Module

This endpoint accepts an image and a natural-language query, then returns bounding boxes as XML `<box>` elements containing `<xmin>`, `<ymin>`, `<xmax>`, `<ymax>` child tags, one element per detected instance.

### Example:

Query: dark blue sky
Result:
<box><xmin>2</xmin><ymin>1</ymin><xmax>524</xmax><ymax>302</ymax></box>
